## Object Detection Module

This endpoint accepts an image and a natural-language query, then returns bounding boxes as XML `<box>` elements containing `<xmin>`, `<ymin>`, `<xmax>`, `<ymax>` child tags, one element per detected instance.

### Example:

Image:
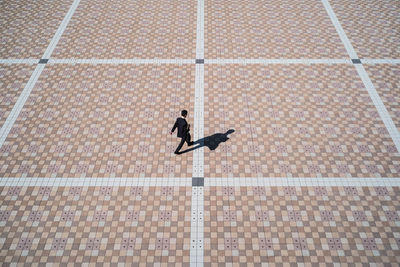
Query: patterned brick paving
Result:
<box><xmin>0</xmin><ymin>0</ymin><xmax>399</xmax><ymax>265</ymax></box>
<box><xmin>0</xmin><ymin>0</ymin><xmax>73</xmax><ymax>58</ymax></box>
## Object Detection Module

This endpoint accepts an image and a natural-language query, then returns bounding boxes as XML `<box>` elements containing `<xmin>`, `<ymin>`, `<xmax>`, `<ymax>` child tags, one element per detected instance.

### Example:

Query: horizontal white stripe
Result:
<box><xmin>0</xmin><ymin>177</ymin><xmax>193</xmax><ymax>187</ymax></box>
<box><xmin>48</xmin><ymin>58</ymin><xmax>195</xmax><ymax>64</ymax></box>
<box><xmin>0</xmin><ymin>59</ymin><xmax>38</xmax><ymax>64</ymax></box>
<box><xmin>206</xmin><ymin>58</ymin><xmax>352</xmax><ymax>64</ymax></box>
<box><xmin>0</xmin><ymin>177</ymin><xmax>399</xmax><ymax>187</ymax></box>
<box><xmin>204</xmin><ymin>177</ymin><xmax>400</xmax><ymax>187</ymax></box>
<box><xmin>359</xmin><ymin>59</ymin><xmax>400</xmax><ymax>64</ymax></box>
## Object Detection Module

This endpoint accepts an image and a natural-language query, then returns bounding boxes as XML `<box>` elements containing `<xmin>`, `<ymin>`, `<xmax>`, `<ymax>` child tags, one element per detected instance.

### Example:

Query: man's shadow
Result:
<box><xmin>179</xmin><ymin>129</ymin><xmax>235</xmax><ymax>154</ymax></box>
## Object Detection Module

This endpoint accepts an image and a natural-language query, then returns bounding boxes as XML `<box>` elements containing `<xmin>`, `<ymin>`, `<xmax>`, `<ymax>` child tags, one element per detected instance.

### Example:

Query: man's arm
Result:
<box><xmin>170</xmin><ymin>119</ymin><xmax>178</xmax><ymax>134</ymax></box>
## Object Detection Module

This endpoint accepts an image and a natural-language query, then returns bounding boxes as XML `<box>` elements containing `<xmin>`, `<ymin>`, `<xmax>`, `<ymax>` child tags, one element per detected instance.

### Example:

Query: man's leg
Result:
<box><xmin>185</xmin><ymin>132</ymin><xmax>193</xmax><ymax>146</ymax></box>
<box><xmin>175</xmin><ymin>136</ymin><xmax>186</xmax><ymax>154</ymax></box>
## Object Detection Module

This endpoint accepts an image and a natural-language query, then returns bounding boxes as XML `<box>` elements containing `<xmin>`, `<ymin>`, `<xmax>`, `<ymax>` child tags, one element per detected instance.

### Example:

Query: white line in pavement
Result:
<box><xmin>0</xmin><ymin>59</ymin><xmax>38</xmax><ymax>64</ymax></box>
<box><xmin>204</xmin><ymin>177</ymin><xmax>400</xmax><ymax>187</ymax></box>
<box><xmin>192</xmin><ymin>0</ymin><xmax>205</xmax><ymax>265</ymax></box>
<box><xmin>0</xmin><ymin>64</ymin><xmax>45</xmax><ymax>147</ymax></box>
<box><xmin>355</xmin><ymin>64</ymin><xmax>400</xmax><ymax>153</ymax></box>
<box><xmin>0</xmin><ymin>177</ymin><xmax>193</xmax><ymax>187</ymax></box>
<box><xmin>1</xmin><ymin>177</ymin><xmax>399</xmax><ymax>187</ymax></box>
<box><xmin>321</xmin><ymin>0</ymin><xmax>358</xmax><ymax>59</ymax></box>
<box><xmin>42</xmin><ymin>0</ymin><xmax>81</xmax><ymax>59</ymax></box>
<box><xmin>48</xmin><ymin>58</ymin><xmax>195</xmax><ymax>64</ymax></box>
<box><xmin>206</xmin><ymin>58</ymin><xmax>353</xmax><ymax>64</ymax></box>
<box><xmin>359</xmin><ymin>59</ymin><xmax>400</xmax><ymax>64</ymax></box>
<box><xmin>321</xmin><ymin>0</ymin><xmax>400</xmax><ymax>154</ymax></box>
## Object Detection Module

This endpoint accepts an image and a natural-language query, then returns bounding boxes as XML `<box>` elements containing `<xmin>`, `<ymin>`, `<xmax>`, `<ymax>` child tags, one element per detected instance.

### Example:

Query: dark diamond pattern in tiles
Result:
<box><xmin>288</xmin><ymin>210</ymin><xmax>302</xmax><ymax>221</ymax></box>
<box><xmin>38</xmin><ymin>186</ymin><xmax>51</xmax><ymax>196</ymax></box>
<box><xmin>344</xmin><ymin>187</ymin><xmax>359</xmax><ymax>196</ymax></box>
<box><xmin>320</xmin><ymin>210</ymin><xmax>334</xmax><ymax>221</ymax></box>
<box><xmin>352</xmin><ymin>210</ymin><xmax>367</xmax><ymax>221</ymax></box>
<box><xmin>259</xmin><ymin>238</ymin><xmax>273</xmax><ymax>250</ymax></box>
<box><xmin>0</xmin><ymin>210</ymin><xmax>11</xmax><ymax>221</ymax></box>
<box><xmin>7</xmin><ymin>187</ymin><xmax>21</xmax><ymax>196</ymax></box>
<box><xmin>327</xmin><ymin>238</ymin><xmax>342</xmax><ymax>250</ymax></box>
<box><xmin>100</xmin><ymin>186</ymin><xmax>113</xmax><ymax>196</ymax></box>
<box><xmin>159</xmin><ymin>210</ymin><xmax>172</xmax><ymax>221</ymax></box>
<box><xmin>17</xmin><ymin>238</ymin><xmax>33</xmax><ymax>250</ymax></box>
<box><xmin>223</xmin><ymin>187</ymin><xmax>235</xmax><ymax>196</ymax></box>
<box><xmin>69</xmin><ymin>187</ymin><xmax>82</xmax><ymax>196</ymax></box>
<box><xmin>51</xmin><ymin>238</ymin><xmax>67</xmax><ymax>250</ymax></box>
<box><xmin>253</xmin><ymin>186</ymin><xmax>266</xmax><ymax>196</ymax></box>
<box><xmin>86</xmin><ymin>238</ymin><xmax>101</xmax><ymax>250</ymax></box>
<box><xmin>94</xmin><ymin>210</ymin><xmax>108</xmax><ymax>221</ymax></box>
<box><xmin>255</xmin><ymin>210</ymin><xmax>269</xmax><ymax>221</ymax></box>
<box><xmin>385</xmin><ymin>211</ymin><xmax>399</xmax><ymax>221</ymax></box>
<box><xmin>130</xmin><ymin>187</ymin><xmax>143</xmax><ymax>196</ymax></box>
<box><xmin>60</xmin><ymin>210</ymin><xmax>75</xmax><ymax>221</ymax></box>
<box><xmin>161</xmin><ymin>186</ymin><xmax>174</xmax><ymax>196</ymax></box>
<box><xmin>293</xmin><ymin>238</ymin><xmax>307</xmax><ymax>250</ymax></box>
<box><xmin>284</xmin><ymin>187</ymin><xmax>297</xmax><ymax>196</ymax></box>
<box><xmin>156</xmin><ymin>238</ymin><xmax>170</xmax><ymax>250</ymax></box>
<box><xmin>375</xmin><ymin>187</ymin><xmax>390</xmax><ymax>196</ymax></box>
<box><xmin>121</xmin><ymin>238</ymin><xmax>136</xmax><ymax>250</ymax></box>
<box><xmin>315</xmin><ymin>186</ymin><xmax>328</xmax><ymax>196</ymax></box>
<box><xmin>127</xmin><ymin>210</ymin><xmax>140</xmax><ymax>220</ymax></box>
<box><xmin>362</xmin><ymin>238</ymin><xmax>377</xmax><ymax>250</ymax></box>
<box><xmin>28</xmin><ymin>210</ymin><xmax>43</xmax><ymax>221</ymax></box>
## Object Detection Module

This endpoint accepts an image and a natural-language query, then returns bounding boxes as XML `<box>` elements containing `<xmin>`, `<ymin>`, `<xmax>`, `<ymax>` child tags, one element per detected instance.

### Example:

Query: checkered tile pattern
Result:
<box><xmin>0</xmin><ymin>64</ymin><xmax>195</xmax><ymax>178</ymax></box>
<box><xmin>204</xmin><ymin>187</ymin><xmax>400</xmax><ymax>265</ymax></box>
<box><xmin>0</xmin><ymin>64</ymin><xmax>36</xmax><ymax>128</ymax></box>
<box><xmin>205</xmin><ymin>0</ymin><xmax>348</xmax><ymax>58</ymax></box>
<box><xmin>0</xmin><ymin>0</ymin><xmax>399</xmax><ymax>265</ymax></box>
<box><xmin>330</xmin><ymin>0</ymin><xmax>400</xmax><ymax>59</ymax></box>
<box><xmin>52</xmin><ymin>0</ymin><xmax>196</xmax><ymax>59</ymax></box>
<box><xmin>0</xmin><ymin>186</ymin><xmax>192</xmax><ymax>265</ymax></box>
<box><xmin>0</xmin><ymin>0</ymin><xmax>74</xmax><ymax>58</ymax></box>
<box><xmin>204</xmin><ymin>64</ymin><xmax>400</xmax><ymax>177</ymax></box>
<box><xmin>364</xmin><ymin>64</ymin><xmax>400</xmax><ymax>133</ymax></box>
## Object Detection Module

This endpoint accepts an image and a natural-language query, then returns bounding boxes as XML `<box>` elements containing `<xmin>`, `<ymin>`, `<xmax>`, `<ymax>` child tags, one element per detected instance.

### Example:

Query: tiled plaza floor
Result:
<box><xmin>0</xmin><ymin>0</ymin><xmax>399</xmax><ymax>265</ymax></box>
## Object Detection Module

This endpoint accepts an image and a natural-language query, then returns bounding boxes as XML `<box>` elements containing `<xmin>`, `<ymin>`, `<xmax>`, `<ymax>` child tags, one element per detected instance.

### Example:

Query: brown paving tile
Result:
<box><xmin>364</xmin><ymin>64</ymin><xmax>400</xmax><ymax>134</ymax></box>
<box><xmin>0</xmin><ymin>64</ymin><xmax>36</xmax><ymax>129</ymax></box>
<box><xmin>205</xmin><ymin>0</ymin><xmax>348</xmax><ymax>59</ymax></box>
<box><xmin>0</xmin><ymin>0</ymin><xmax>73</xmax><ymax>58</ymax></box>
<box><xmin>203</xmin><ymin>186</ymin><xmax>400</xmax><ymax>265</ymax></box>
<box><xmin>0</xmin><ymin>64</ymin><xmax>195</xmax><ymax>178</ymax></box>
<box><xmin>52</xmin><ymin>0</ymin><xmax>196</xmax><ymax>59</ymax></box>
<box><xmin>330</xmin><ymin>0</ymin><xmax>400</xmax><ymax>59</ymax></box>
<box><xmin>204</xmin><ymin>64</ymin><xmax>400</xmax><ymax>178</ymax></box>
<box><xmin>0</xmin><ymin>186</ymin><xmax>192</xmax><ymax>265</ymax></box>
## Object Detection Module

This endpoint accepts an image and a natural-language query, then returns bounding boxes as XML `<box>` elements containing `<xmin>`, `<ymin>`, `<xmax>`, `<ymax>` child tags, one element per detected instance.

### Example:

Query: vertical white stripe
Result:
<box><xmin>321</xmin><ymin>0</ymin><xmax>358</xmax><ymax>59</ymax></box>
<box><xmin>42</xmin><ymin>0</ymin><xmax>81</xmax><ymax>59</ymax></box>
<box><xmin>355</xmin><ymin>64</ymin><xmax>400</xmax><ymax>152</ymax></box>
<box><xmin>321</xmin><ymin>0</ymin><xmax>400</xmax><ymax>154</ymax></box>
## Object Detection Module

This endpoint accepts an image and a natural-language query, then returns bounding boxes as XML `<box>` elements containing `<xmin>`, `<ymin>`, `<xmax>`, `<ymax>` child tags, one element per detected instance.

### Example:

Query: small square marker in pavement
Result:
<box><xmin>352</xmin><ymin>59</ymin><xmax>361</xmax><ymax>64</ymax></box>
<box><xmin>192</xmin><ymin>177</ymin><xmax>204</xmax><ymax>186</ymax></box>
<box><xmin>195</xmin><ymin>59</ymin><xmax>204</xmax><ymax>64</ymax></box>
<box><xmin>38</xmin><ymin>59</ymin><xmax>49</xmax><ymax>64</ymax></box>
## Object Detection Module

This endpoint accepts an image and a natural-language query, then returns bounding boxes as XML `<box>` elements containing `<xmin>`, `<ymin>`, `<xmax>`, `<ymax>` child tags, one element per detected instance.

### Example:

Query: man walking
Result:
<box><xmin>170</xmin><ymin>110</ymin><xmax>194</xmax><ymax>154</ymax></box>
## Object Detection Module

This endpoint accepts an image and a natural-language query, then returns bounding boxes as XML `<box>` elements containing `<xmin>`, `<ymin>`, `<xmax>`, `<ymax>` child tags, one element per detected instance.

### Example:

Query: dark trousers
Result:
<box><xmin>175</xmin><ymin>132</ymin><xmax>191</xmax><ymax>153</ymax></box>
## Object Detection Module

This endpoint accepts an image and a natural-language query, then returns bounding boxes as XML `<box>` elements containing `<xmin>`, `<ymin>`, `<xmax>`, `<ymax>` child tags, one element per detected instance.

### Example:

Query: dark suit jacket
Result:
<box><xmin>171</xmin><ymin>117</ymin><xmax>189</xmax><ymax>138</ymax></box>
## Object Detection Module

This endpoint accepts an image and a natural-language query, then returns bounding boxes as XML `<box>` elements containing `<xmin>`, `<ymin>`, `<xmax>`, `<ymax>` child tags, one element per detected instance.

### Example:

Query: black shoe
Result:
<box><xmin>174</xmin><ymin>151</ymin><xmax>180</xmax><ymax>155</ymax></box>
<box><xmin>188</xmin><ymin>142</ymin><xmax>194</xmax><ymax>146</ymax></box>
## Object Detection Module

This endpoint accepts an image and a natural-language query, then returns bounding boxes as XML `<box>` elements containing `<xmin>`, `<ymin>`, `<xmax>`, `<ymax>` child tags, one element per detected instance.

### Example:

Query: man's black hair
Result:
<box><xmin>181</xmin><ymin>110</ymin><xmax>188</xmax><ymax>117</ymax></box>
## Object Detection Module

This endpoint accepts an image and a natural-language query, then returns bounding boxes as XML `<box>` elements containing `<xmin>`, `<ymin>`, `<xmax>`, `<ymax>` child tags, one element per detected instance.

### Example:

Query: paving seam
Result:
<box><xmin>0</xmin><ymin>0</ymin><xmax>82</xmax><ymax>150</ymax></box>
<box><xmin>321</xmin><ymin>0</ymin><xmax>400</xmax><ymax>154</ymax></box>
<box><xmin>1</xmin><ymin>177</ymin><xmax>399</xmax><ymax>187</ymax></box>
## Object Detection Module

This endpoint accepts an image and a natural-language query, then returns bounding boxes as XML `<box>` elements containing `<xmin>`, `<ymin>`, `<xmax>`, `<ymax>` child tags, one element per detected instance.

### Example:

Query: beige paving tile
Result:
<box><xmin>330</xmin><ymin>0</ymin><xmax>400</xmax><ymax>59</ymax></box>
<box><xmin>52</xmin><ymin>0</ymin><xmax>196</xmax><ymax>59</ymax></box>
<box><xmin>0</xmin><ymin>0</ymin><xmax>73</xmax><ymax>58</ymax></box>
<box><xmin>203</xmin><ymin>186</ymin><xmax>400</xmax><ymax>265</ymax></box>
<box><xmin>0</xmin><ymin>64</ymin><xmax>36</xmax><ymax>129</ymax></box>
<box><xmin>364</xmin><ymin>64</ymin><xmax>400</xmax><ymax>133</ymax></box>
<box><xmin>205</xmin><ymin>0</ymin><xmax>348</xmax><ymax>59</ymax></box>
<box><xmin>204</xmin><ymin>64</ymin><xmax>400</xmax><ymax>177</ymax></box>
<box><xmin>0</xmin><ymin>64</ymin><xmax>195</xmax><ymax>178</ymax></box>
<box><xmin>0</xmin><ymin>186</ymin><xmax>192</xmax><ymax>265</ymax></box>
